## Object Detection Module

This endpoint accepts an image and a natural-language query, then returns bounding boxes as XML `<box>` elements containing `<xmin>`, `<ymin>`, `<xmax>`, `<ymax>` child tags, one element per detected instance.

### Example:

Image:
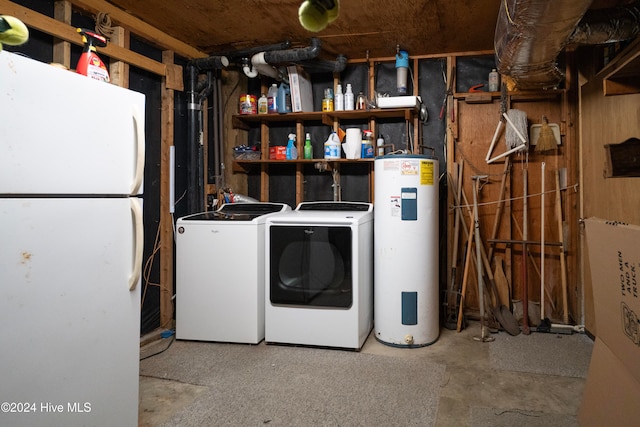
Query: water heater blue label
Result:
<box><xmin>401</xmin><ymin>291</ymin><xmax>418</xmax><ymax>325</ymax></box>
<box><xmin>401</xmin><ymin>187</ymin><xmax>417</xmax><ymax>220</ymax></box>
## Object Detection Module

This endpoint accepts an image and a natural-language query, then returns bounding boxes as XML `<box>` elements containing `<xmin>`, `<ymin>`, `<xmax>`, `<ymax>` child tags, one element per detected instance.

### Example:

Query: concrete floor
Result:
<box><xmin>139</xmin><ymin>322</ymin><xmax>592</xmax><ymax>426</ymax></box>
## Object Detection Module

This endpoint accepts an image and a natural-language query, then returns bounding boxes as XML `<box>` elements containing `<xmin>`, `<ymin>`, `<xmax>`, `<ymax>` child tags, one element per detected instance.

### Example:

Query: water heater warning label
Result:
<box><xmin>400</xmin><ymin>160</ymin><xmax>419</xmax><ymax>175</ymax></box>
<box><xmin>420</xmin><ymin>161</ymin><xmax>434</xmax><ymax>185</ymax></box>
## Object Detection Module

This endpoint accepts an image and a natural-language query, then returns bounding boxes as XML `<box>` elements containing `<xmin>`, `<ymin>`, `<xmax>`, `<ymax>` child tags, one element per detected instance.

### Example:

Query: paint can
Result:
<box><xmin>239</xmin><ymin>94</ymin><xmax>257</xmax><ymax>115</ymax></box>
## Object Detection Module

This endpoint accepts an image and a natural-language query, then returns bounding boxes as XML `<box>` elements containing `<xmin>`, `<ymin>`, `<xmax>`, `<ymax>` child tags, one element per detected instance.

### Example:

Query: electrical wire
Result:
<box><xmin>140</xmin><ymin>334</ymin><xmax>175</xmax><ymax>361</ymax></box>
<box><xmin>503</xmin><ymin>0</ymin><xmax>516</xmax><ymax>25</ymax></box>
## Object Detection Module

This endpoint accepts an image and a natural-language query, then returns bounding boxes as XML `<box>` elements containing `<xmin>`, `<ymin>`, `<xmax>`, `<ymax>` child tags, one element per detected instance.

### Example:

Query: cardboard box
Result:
<box><xmin>269</xmin><ymin>146</ymin><xmax>286</xmax><ymax>160</ymax></box>
<box><xmin>579</xmin><ymin>218</ymin><xmax>640</xmax><ymax>426</ymax></box>
<box><xmin>584</xmin><ymin>218</ymin><xmax>640</xmax><ymax>379</ymax></box>
<box><xmin>579</xmin><ymin>338</ymin><xmax>640</xmax><ymax>427</ymax></box>
<box><xmin>287</xmin><ymin>65</ymin><xmax>313</xmax><ymax>112</ymax></box>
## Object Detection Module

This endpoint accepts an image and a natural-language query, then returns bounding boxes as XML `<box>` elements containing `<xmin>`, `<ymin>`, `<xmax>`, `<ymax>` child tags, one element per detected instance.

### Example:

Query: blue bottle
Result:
<box><xmin>285</xmin><ymin>134</ymin><xmax>298</xmax><ymax>160</ymax></box>
<box><xmin>277</xmin><ymin>82</ymin><xmax>292</xmax><ymax>113</ymax></box>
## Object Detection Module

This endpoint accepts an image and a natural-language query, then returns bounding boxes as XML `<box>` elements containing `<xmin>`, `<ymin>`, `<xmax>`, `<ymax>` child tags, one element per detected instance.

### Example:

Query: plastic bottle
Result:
<box><xmin>303</xmin><ymin>133</ymin><xmax>313</xmax><ymax>159</ymax></box>
<box><xmin>322</xmin><ymin>88</ymin><xmax>334</xmax><ymax>112</ymax></box>
<box><xmin>334</xmin><ymin>84</ymin><xmax>344</xmax><ymax>111</ymax></box>
<box><xmin>286</xmin><ymin>134</ymin><xmax>298</xmax><ymax>160</ymax></box>
<box><xmin>361</xmin><ymin>130</ymin><xmax>374</xmax><ymax>158</ymax></box>
<box><xmin>356</xmin><ymin>91</ymin><xmax>367</xmax><ymax>110</ymax></box>
<box><xmin>258</xmin><ymin>93</ymin><xmax>268</xmax><ymax>114</ymax></box>
<box><xmin>324</xmin><ymin>132</ymin><xmax>341</xmax><ymax>159</ymax></box>
<box><xmin>267</xmin><ymin>83</ymin><xmax>278</xmax><ymax>114</ymax></box>
<box><xmin>344</xmin><ymin>83</ymin><xmax>355</xmax><ymax>111</ymax></box>
<box><xmin>76</xmin><ymin>28</ymin><xmax>110</xmax><ymax>82</ymax></box>
<box><xmin>489</xmin><ymin>68</ymin><xmax>500</xmax><ymax>92</ymax></box>
<box><xmin>277</xmin><ymin>83</ymin><xmax>292</xmax><ymax>113</ymax></box>
<box><xmin>377</xmin><ymin>134</ymin><xmax>385</xmax><ymax>156</ymax></box>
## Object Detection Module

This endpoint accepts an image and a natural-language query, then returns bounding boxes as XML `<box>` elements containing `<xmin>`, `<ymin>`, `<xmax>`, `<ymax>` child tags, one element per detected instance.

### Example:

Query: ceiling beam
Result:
<box><xmin>67</xmin><ymin>0</ymin><xmax>208</xmax><ymax>59</ymax></box>
<box><xmin>1</xmin><ymin>0</ymin><xmax>166</xmax><ymax>76</ymax></box>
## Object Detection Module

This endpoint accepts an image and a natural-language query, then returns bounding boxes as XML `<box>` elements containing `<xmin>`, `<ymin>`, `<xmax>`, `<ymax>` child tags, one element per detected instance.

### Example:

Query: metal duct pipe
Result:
<box><xmin>494</xmin><ymin>0</ymin><xmax>593</xmax><ymax>90</ymax></box>
<box><xmin>569</xmin><ymin>1</ymin><xmax>640</xmax><ymax>44</ymax></box>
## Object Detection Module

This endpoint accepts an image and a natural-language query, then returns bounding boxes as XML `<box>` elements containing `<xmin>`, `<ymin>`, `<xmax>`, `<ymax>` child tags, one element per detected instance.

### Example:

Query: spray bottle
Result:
<box><xmin>286</xmin><ymin>134</ymin><xmax>298</xmax><ymax>160</ymax></box>
<box><xmin>304</xmin><ymin>133</ymin><xmax>313</xmax><ymax>159</ymax></box>
<box><xmin>76</xmin><ymin>28</ymin><xmax>110</xmax><ymax>82</ymax></box>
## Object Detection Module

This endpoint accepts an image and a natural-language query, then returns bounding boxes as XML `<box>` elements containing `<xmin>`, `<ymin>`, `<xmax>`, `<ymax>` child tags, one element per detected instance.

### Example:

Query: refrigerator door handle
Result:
<box><xmin>129</xmin><ymin>198</ymin><xmax>144</xmax><ymax>291</ymax></box>
<box><xmin>130</xmin><ymin>104</ymin><xmax>146</xmax><ymax>195</ymax></box>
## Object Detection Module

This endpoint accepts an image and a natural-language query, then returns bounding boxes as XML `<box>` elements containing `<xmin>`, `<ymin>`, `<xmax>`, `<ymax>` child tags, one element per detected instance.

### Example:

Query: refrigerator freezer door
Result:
<box><xmin>0</xmin><ymin>51</ymin><xmax>145</xmax><ymax>196</ymax></box>
<box><xmin>0</xmin><ymin>198</ymin><xmax>141</xmax><ymax>427</ymax></box>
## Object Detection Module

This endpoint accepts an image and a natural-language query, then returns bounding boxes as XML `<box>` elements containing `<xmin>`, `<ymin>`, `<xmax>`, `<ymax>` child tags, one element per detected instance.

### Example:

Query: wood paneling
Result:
<box><xmin>451</xmin><ymin>90</ymin><xmax>576</xmax><ymax>324</ymax></box>
<box><xmin>96</xmin><ymin>0</ymin><xmax>503</xmax><ymax>59</ymax></box>
<box><xmin>580</xmin><ymin>44</ymin><xmax>640</xmax><ymax>333</ymax></box>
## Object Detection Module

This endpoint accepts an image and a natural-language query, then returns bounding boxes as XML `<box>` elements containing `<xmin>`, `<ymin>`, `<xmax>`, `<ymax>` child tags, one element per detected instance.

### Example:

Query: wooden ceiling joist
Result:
<box><xmin>1</xmin><ymin>0</ymin><xmax>186</xmax><ymax>89</ymax></box>
<box><xmin>67</xmin><ymin>0</ymin><xmax>208</xmax><ymax>59</ymax></box>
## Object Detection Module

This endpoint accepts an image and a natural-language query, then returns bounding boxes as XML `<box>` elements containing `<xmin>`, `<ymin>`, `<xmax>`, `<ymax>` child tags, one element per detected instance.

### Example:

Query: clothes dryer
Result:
<box><xmin>265</xmin><ymin>202</ymin><xmax>374</xmax><ymax>350</ymax></box>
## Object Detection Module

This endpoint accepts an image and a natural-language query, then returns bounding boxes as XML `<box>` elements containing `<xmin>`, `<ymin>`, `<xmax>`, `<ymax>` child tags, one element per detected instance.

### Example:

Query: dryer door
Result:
<box><xmin>269</xmin><ymin>225</ymin><xmax>352</xmax><ymax>308</ymax></box>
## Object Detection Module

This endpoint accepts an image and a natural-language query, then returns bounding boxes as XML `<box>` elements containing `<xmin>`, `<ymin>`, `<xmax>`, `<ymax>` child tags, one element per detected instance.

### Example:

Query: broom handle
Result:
<box><xmin>541</xmin><ymin>162</ymin><xmax>545</xmax><ymax>321</ymax></box>
<box><xmin>488</xmin><ymin>157</ymin><xmax>510</xmax><ymax>263</ymax></box>
<box><xmin>485</xmin><ymin>120</ymin><xmax>504</xmax><ymax>162</ymax></box>
<box><xmin>487</xmin><ymin>143</ymin><xmax>526</xmax><ymax>164</ymax></box>
<box><xmin>457</xmin><ymin>211</ymin><xmax>476</xmax><ymax>332</ymax></box>
<box><xmin>522</xmin><ymin>168</ymin><xmax>530</xmax><ymax>334</ymax></box>
<box><xmin>556</xmin><ymin>170</ymin><xmax>569</xmax><ymax>324</ymax></box>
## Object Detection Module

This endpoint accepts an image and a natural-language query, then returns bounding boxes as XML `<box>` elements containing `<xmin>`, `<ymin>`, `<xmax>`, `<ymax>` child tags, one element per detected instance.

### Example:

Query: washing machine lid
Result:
<box><xmin>296</xmin><ymin>201</ymin><xmax>373</xmax><ymax>212</ymax></box>
<box><xmin>181</xmin><ymin>203</ymin><xmax>290</xmax><ymax>221</ymax></box>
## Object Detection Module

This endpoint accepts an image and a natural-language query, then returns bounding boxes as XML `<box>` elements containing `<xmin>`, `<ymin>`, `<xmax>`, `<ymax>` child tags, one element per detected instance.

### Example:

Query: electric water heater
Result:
<box><xmin>374</xmin><ymin>154</ymin><xmax>440</xmax><ymax>347</ymax></box>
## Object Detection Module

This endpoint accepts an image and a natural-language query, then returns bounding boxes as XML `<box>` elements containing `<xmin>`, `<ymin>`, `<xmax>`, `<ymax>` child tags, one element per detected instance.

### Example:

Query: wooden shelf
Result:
<box><xmin>232</xmin><ymin>158</ymin><xmax>375</xmax><ymax>173</ymax></box>
<box><xmin>232</xmin><ymin>107</ymin><xmax>417</xmax><ymax>129</ymax></box>
<box><xmin>454</xmin><ymin>89</ymin><xmax>565</xmax><ymax>103</ymax></box>
<box><xmin>603</xmin><ymin>40</ymin><xmax>640</xmax><ymax>96</ymax></box>
<box><xmin>231</xmin><ymin>105</ymin><xmax>418</xmax><ymax>203</ymax></box>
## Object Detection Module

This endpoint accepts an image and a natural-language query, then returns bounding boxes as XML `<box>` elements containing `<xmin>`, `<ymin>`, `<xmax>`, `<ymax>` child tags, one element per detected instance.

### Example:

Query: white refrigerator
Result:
<box><xmin>0</xmin><ymin>51</ymin><xmax>145</xmax><ymax>426</ymax></box>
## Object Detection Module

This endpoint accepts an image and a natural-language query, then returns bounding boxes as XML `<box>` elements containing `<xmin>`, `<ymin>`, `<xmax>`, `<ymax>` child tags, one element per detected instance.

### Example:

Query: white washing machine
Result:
<box><xmin>265</xmin><ymin>201</ymin><xmax>374</xmax><ymax>350</ymax></box>
<box><xmin>175</xmin><ymin>202</ymin><xmax>290</xmax><ymax>344</ymax></box>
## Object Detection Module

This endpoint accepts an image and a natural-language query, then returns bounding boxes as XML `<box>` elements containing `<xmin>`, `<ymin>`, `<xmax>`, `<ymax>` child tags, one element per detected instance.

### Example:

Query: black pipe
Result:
<box><xmin>215</xmin><ymin>74</ymin><xmax>225</xmax><ymax>194</ymax></box>
<box><xmin>214</xmin><ymin>40</ymin><xmax>291</xmax><ymax>60</ymax></box>
<box><xmin>186</xmin><ymin>63</ymin><xmax>198</xmax><ymax>214</ymax></box>
<box><xmin>263</xmin><ymin>38</ymin><xmax>322</xmax><ymax>64</ymax></box>
<box><xmin>186</xmin><ymin>65</ymin><xmax>214</xmax><ymax>214</ymax></box>
<box><xmin>191</xmin><ymin>55</ymin><xmax>229</xmax><ymax>72</ymax></box>
<box><xmin>296</xmin><ymin>54</ymin><xmax>348</xmax><ymax>74</ymax></box>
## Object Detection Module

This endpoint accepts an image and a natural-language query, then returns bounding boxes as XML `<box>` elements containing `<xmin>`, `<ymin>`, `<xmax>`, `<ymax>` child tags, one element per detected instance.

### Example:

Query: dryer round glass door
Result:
<box><xmin>269</xmin><ymin>225</ymin><xmax>352</xmax><ymax>308</ymax></box>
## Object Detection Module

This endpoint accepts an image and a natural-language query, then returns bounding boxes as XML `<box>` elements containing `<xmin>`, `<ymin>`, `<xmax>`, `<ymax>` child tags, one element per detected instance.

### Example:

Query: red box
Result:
<box><xmin>269</xmin><ymin>146</ymin><xmax>287</xmax><ymax>160</ymax></box>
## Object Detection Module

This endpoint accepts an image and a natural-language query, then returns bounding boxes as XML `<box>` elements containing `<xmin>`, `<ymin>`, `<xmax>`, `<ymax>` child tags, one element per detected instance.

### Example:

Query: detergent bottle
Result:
<box><xmin>286</xmin><ymin>134</ymin><xmax>298</xmax><ymax>160</ymax></box>
<box><xmin>324</xmin><ymin>132</ymin><xmax>341</xmax><ymax>159</ymax></box>
<box><xmin>76</xmin><ymin>28</ymin><xmax>110</xmax><ymax>82</ymax></box>
<box><xmin>277</xmin><ymin>82</ymin><xmax>292</xmax><ymax>113</ymax></box>
<box><xmin>267</xmin><ymin>83</ymin><xmax>278</xmax><ymax>114</ymax></box>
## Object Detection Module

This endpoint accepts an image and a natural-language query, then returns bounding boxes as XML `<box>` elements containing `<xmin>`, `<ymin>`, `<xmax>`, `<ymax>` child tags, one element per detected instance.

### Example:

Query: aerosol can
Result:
<box><xmin>76</xmin><ymin>28</ymin><xmax>110</xmax><ymax>82</ymax></box>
